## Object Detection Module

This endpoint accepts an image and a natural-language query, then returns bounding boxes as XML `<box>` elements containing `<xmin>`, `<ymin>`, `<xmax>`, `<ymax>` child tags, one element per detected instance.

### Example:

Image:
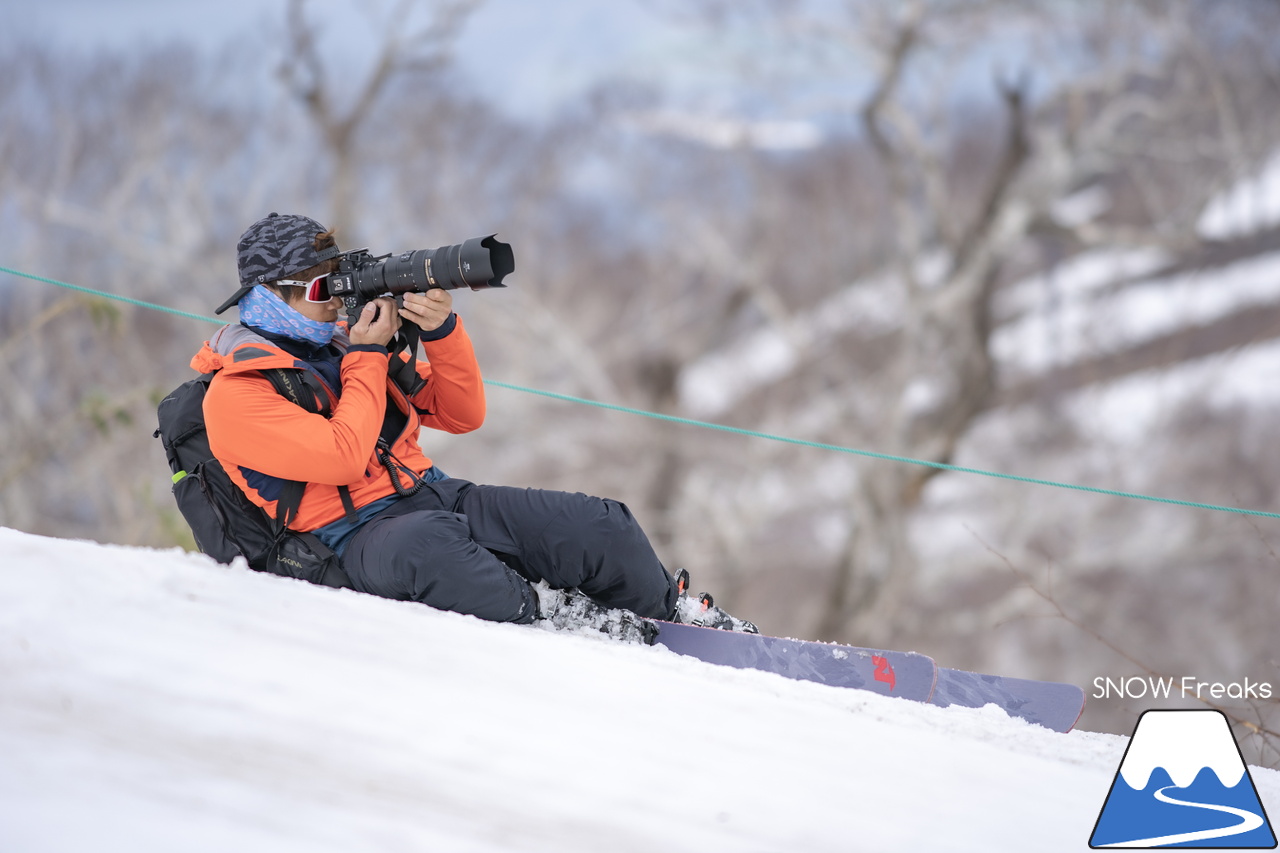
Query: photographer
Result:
<box><xmin>193</xmin><ymin>212</ymin><xmax>755</xmax><ymax>638</ymax></box>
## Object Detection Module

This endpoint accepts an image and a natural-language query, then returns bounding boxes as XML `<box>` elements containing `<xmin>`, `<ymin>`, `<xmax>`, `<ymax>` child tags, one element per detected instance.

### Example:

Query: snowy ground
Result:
<box><xmin>2</xmin><ymin>526</ymin><xmax>1277</xmax><ymax>853</ymax></box>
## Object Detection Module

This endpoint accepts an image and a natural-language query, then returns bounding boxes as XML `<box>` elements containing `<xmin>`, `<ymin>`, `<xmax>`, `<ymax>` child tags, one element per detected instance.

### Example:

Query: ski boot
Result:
<box><xmin>533</xmin><ymin>583</ymin><xmax>658</xmax><ymax>645</ymax></box>
<box><xmin>671</xmin><ymin>568</ymin><xmax>759</xmax><ymax>633</ymax></box>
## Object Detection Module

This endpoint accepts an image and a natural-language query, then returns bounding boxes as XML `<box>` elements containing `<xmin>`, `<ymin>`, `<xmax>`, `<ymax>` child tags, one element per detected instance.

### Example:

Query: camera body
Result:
<box><xmin>327</xmin><ymin>234</ymin><xmax>513</xmax><ymax>327</ymax></box>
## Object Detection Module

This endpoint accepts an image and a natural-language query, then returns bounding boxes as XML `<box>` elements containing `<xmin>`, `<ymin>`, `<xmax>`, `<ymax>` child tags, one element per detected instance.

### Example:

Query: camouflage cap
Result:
<box><xmin>215</xmin><ymin>212</ymin><xmax>341</xmax><ymax>314</ymax></box>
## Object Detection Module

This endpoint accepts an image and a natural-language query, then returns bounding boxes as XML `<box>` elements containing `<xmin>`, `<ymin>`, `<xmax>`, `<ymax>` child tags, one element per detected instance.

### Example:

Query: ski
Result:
<box><xmin>930</xmin><ymin>667</ymin><xmax>1087</xmax><ymax>734</ymax></box>
<box><xmin>649</xmin><ymin>621</ymin><xmax>1086</xmax><ymax>733</ymax></box>
<box><xmin>649</xmin><ymin>620</ymin><xmax>938</xmax><ymax>702</ymax></box>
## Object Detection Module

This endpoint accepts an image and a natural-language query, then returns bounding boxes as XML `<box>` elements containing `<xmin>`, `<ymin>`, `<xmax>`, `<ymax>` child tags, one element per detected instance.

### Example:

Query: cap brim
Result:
<box><xmin>215</xmin><ymin>285</ymin><xmax>255</xmax><ymax>315</ymax></box>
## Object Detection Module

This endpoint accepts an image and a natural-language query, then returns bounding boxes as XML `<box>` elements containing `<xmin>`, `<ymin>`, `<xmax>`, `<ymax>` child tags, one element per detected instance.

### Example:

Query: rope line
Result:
<box><xmin>0</xmin><ymin>265</ymin><xmax>222</xmax><ymax>325</ymax></box>
<box><xmin>485</xmin><ymin>381</ymin><xmax>1280</xmax><ymax>519</ymax></box>
<box><xmin>5</xmin><ymin>263</ymin><xmax>1278</xmax><ymax>521</ymax></box>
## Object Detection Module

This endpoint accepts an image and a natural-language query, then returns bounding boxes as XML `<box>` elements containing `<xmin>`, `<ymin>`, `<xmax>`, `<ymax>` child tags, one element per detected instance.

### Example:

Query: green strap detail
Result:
<box><xmin>5</xmin><ymin>263</ymin><xmax>1278</xmax><ymax>521</ymax></box>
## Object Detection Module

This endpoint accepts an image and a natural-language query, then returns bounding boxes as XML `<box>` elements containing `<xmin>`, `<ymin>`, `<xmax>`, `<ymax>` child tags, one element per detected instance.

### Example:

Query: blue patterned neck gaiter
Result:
<box><xmin>237</xmin><ymin>285</ymin><xmax>336</xmax><ymax>346</ymax></box>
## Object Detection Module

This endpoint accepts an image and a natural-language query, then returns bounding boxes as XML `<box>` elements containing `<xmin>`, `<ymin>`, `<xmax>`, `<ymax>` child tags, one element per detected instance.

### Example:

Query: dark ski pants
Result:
<box><xmin>341</xmin><ymin>478</ymin><xmax>678</xmax><ymax>624</ymax></box>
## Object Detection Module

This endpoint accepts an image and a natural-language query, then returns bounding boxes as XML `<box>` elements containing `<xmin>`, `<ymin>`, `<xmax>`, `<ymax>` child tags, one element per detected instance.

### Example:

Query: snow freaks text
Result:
<box><xmin>1092</xmin><ymin>676</ymin><xmax>1273</xmax><ymax>701</ymax></box>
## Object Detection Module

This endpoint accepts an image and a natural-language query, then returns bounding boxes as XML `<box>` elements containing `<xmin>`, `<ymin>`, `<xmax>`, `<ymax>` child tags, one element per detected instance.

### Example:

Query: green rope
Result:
<box><xmin>485</xmin><ymin>381</ymin><xmax>1280</xmax><ymax>520</ymax></box>
<box><xmin>5</xmin><ymin>263</ymin><xmax>1279</xmax><ymax>521</ymax></box>
<box><xmin>0</xmin><ymin>265</ymin><xmax>222</xmax><ymax>325</ymax></box>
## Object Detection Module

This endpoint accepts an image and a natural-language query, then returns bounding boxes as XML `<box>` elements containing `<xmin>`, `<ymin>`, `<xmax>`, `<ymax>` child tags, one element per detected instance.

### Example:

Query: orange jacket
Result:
<box><xmin>189</xmin><ymin>317</ymin><xmax>485</xmax><ymax>531</ymax></box>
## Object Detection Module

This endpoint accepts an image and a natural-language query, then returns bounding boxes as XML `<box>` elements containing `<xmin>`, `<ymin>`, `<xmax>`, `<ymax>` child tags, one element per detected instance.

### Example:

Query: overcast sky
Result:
<box><xmin>8</xmin><ymin>0</ymin><xmax>709</xmax><ymax>120</ymax></box>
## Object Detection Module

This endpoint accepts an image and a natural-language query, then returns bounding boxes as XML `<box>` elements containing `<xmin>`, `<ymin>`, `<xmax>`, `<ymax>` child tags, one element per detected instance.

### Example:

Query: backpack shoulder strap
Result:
<box><xmin>259</xmin><ymin>367</ymin><xmax>358</xmax><ymax>524</ymax></box>
<box><xmin>261</xmin><ymin>367</ymin><xmax>331</xmax><ymax>417</ymax></box>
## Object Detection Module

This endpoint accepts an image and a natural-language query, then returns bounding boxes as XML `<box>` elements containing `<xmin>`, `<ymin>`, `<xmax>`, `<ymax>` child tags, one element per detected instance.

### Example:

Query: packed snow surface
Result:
<box><xmin>2</xmin><ymin>527</ymin><xmax>1277</xmax><ymax>852</ymax></box>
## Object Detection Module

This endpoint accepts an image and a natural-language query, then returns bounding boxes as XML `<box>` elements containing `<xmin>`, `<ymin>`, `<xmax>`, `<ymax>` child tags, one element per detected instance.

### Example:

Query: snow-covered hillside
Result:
<box><xmin>1</xmin><ymin>526</ymin><xmax>1275</xmax><ymax>853</ymax></box>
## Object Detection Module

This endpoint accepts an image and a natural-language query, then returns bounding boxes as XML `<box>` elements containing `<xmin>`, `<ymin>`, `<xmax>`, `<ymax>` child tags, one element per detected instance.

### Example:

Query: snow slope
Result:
<box><xmin>1</xmin><ymin>527</ymin><xmax>1276</xmax><ymax>853</ymax></box>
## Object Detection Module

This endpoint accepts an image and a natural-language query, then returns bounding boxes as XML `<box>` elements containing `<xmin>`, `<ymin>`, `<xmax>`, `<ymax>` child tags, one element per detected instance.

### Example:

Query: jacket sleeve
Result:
<box><xmin>403</xmin><ymin>314</ymin><xmax>486</xmax><ymax>434</ymax></box>
<box><xmin>204</xmin><ymin>349</ymin><xmax>390</xmax><ymax>486</ymax></box>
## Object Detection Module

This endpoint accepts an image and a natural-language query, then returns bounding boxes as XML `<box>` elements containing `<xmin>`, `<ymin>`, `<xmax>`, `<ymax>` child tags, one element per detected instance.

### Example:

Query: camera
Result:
<box><xmin>327</xmin><ymin>234</ymin><xmax>514</xmax><ymax>327</ymax></box>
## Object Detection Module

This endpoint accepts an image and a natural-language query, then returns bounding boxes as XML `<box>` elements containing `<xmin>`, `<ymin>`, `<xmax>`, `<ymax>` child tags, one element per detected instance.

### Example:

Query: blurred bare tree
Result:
<box><xmin>279</xmin><ymin>0</ymin><xmax>481</xmax><ymax>239</ymax></box>
<box><xmin>622</xmin><ymin>0</ymin><xmax>1280</xmax><ymax>648</ymax></box>
<box><xmin>3</xmin><ymin>0</ymin><xmax>1280</xmax><ymax>758</ymax></box>
<box><xmin>0</xmin><ymin>45</ymin><xmax>277</xmax><ymax>544</ymax></box>
<box><xmin>611</xmin><ymin>0</ymin><xmax>1280</xmax><ymax>754</ymax></box>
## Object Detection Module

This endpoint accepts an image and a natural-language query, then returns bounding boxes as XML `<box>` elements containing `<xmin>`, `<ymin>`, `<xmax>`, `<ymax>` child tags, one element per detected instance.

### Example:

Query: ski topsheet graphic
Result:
<box><xmin>1090</xmin><ymin>710</ymin><xmax>1276</xmax><ymax>848</ymax></box>
<box><xmin>650</xmin><ymin>621</ymin><xmax>938</xmax><ymax>701</ymax></box>
<box><xmin>649</xmin><ymin>621</ymin><xmax>1086</xmax><ymax>732</ymax></box>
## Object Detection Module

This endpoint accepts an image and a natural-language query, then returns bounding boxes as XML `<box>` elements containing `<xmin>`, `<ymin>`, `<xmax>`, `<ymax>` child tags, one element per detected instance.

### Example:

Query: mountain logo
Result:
<box><xmin>1090</xmin><ymin>709</ymin><xmax>1276</xmax><ymax>848</ymax></box>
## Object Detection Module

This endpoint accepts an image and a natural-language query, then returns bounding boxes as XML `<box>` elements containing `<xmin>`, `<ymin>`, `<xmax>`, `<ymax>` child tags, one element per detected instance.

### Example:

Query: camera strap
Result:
<box><xmin>386</xmin><ymin>320</ymin><xmax>428</xmax><ymax>399</ymax></box>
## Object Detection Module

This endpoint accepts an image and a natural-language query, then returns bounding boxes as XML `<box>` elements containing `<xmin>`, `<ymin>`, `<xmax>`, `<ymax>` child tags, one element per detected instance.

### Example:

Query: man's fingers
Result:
<box><xmin>353</xmin><ymin>300</ymin><xmax>377</xmax><ymax>331</ymax></box>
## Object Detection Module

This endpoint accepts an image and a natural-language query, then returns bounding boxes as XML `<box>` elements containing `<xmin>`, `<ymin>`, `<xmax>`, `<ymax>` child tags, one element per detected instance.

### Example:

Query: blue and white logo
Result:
<box><xmin>1091</xmin><ymin>709</ymin><xmax>1276</xmax><ymax>848</ymax></box>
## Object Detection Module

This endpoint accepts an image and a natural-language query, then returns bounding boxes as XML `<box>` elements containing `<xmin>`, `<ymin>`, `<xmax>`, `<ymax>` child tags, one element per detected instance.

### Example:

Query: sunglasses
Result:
<box><xmin>278</xmin><ymin>272</ymin><xmax>333</xmax><ymax>303</ymax></box>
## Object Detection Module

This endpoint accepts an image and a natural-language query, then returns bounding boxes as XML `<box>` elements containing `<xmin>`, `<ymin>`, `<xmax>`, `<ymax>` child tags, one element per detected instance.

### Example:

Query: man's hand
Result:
<box><xmin>349</xmin><ymin>297</ymin><xmax>401</xmax><ymax>348</ymax></box>
<box><xmin>400</xmin><ymin>289</ymin><xmax>453</xmax><ymax>333</ymax></box>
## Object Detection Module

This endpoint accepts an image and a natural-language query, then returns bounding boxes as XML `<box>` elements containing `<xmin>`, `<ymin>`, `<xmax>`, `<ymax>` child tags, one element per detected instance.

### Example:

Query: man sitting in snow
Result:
<box><xmin>194</xmin><ymin>212</ymin><xmax>756</xmax><ymax>640</ymax></box>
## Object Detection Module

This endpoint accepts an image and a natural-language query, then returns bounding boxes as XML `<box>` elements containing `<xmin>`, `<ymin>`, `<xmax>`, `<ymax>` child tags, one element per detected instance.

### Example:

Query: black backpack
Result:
<box><xmin>154</xmin><ymin>368</ymin><xmax>353</xmax><ymax>589</ymax></box>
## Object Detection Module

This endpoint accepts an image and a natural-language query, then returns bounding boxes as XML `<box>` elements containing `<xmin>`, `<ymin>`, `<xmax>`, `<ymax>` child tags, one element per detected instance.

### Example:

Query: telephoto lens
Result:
<box><xmin>354</xmin><ymin>234</ymin><xmax>512</xmax><ymax>298</ymax></box>
<box><xmin>395</xmin><ymin>234</ymin><xmax>513</xmax><ymax>292</ymax></box>
<box><xmin>328</xmin><ymin>234</ymin><xmax>513</xmax><ymax>328</ymax></box>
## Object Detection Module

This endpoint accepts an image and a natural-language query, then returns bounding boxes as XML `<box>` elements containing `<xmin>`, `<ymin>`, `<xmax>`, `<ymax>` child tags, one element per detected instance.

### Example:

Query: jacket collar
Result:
<box><xmin>189</xmin><ymin>323</ymin><xmax>351</xmax><ymax>375</ymax></box>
